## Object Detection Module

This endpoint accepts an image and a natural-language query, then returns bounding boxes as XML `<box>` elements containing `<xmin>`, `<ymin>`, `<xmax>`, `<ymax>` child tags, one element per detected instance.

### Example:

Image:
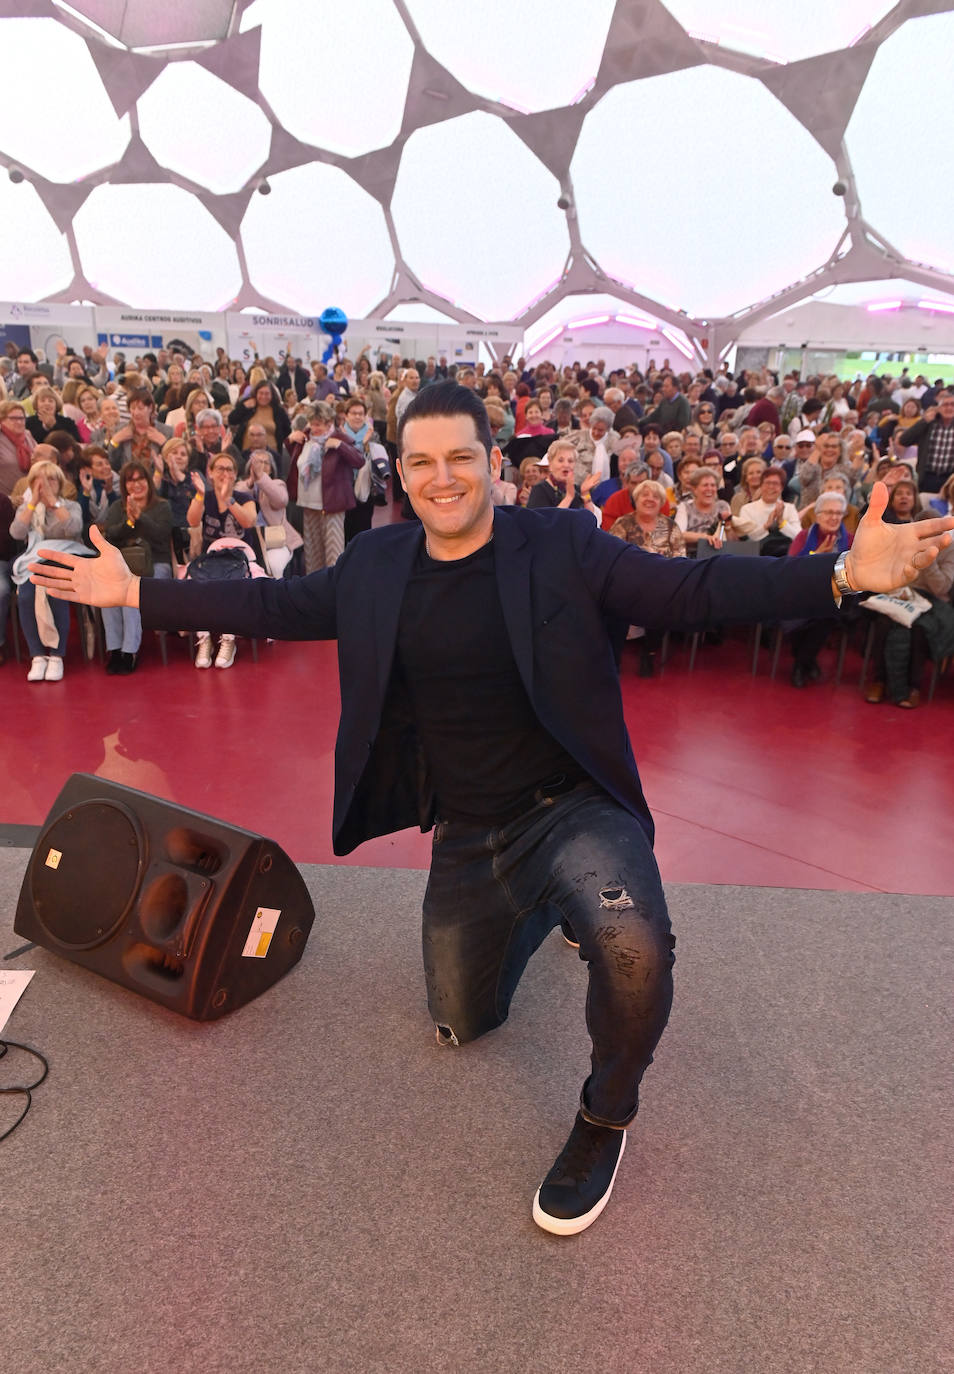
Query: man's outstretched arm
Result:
<box><xmin>28</xmin><ymin>525</ymin><xmax>338</xmax><ymax>642</ymax></box>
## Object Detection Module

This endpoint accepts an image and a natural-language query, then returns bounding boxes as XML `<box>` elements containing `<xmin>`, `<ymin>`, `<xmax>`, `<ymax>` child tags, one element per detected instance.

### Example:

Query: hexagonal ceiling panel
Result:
<box><xmin>846</xmin><ymin>12</ymin><xmax>954</xmax><ymax>277</ymax></box>
<box><xmin>241</xmin><ymin>162</ymin><xmax>394</xmax><ymax>315</ymax></box>
<box><xmin>572</xmin><ymin>66</ymin><xmax>845</xmax><ymax>319</ymax></box>
<box><xmin>242</xmin><ymin>0</ymin><xmax>414</xmax><ymax>156</ymax></box>
<box><xmin>61</xmin><ymin>0</ymin><xmax>236</xmax><ymax>48</ymax></box>
<box><xmin>74</xmin><ymin>184</ymin><xmax>242</xmax><ymax>308</ymax></box>
<box><xmin>405</xmin><ymin>0</ymin><xmax>615</xmax><ymax>112</ymax></box>
<box><xmin>658</xmin><ymin>0</ymin><xmax>895</xmax><ymax>63</ymax></box>
<box><xmin>138</xmin><ymin>62</ymin><xmax>272</xmax><ymax>195</ymax></box>
<box><xmin>0</xmin><ymin>18</ymin><xmax>130</xmax><ymax>182</ymax></box>
<box><xmin>0</xmin><ymin>180</ymin><xmax>74</xmax><ymax>300</ymax></box>
<box><xmin>392</xmin><ymin>111</ymin><xmax>569</xmax><ymax>320</ymax></box>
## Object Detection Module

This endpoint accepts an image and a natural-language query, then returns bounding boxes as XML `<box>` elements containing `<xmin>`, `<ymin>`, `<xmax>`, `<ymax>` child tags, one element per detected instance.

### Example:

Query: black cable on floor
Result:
<box><xmin>0</xmin><ymin>1040</ymin><xmax>50</xmax><ymax>1143</ymax></box>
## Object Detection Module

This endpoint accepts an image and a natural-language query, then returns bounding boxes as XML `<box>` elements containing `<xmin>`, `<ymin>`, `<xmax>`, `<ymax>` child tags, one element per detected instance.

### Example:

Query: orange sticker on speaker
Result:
<box><xmin>242</xmin><ymin>906</ymin><xmax>280</xmax><ymax>958</ymax></box>
<box><xmin>45</xmin><ymin>848</ymin><xmax>62</xmax><ymax>869</ymax></box>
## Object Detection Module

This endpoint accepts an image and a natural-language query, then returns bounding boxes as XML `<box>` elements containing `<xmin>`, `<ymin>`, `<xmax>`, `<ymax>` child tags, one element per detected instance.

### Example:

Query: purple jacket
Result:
<box><xmin>294</xmin><ymin>429</ymin><xmax>364</xmax><ymax>514</ymax></box>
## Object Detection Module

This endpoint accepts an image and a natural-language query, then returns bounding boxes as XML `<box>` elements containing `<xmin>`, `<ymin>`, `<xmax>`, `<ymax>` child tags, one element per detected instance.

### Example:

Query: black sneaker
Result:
<box><xmin>532</xmin><ymin>1112</ymin><xmax>626</xmax><ymax>1235</ymax></box>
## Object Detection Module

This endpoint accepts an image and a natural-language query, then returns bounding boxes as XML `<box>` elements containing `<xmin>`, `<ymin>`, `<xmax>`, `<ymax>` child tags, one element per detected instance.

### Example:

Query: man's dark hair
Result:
<box><xmin>17</xmin><ymin>348</ymin><xmax>37</xmax><ymax>365</ymax></box>
<box><xmin>397</xmin><ymin>380</ymin><xmax>493</xmax><ymax>457</ymax></box>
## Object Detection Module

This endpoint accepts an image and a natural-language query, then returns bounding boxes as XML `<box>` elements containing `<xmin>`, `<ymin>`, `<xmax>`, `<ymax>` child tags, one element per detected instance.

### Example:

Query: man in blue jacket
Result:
<box><xmin>31</xmin><ymin>384</ymin><xmax>954</xmax><ymax>1237</ymax></box>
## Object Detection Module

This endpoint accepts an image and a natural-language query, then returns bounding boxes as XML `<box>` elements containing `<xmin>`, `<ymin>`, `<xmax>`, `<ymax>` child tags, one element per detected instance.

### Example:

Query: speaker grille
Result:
<box><xmin>31</xmin><ymin>801</ymin><xmax>143</xmax><ymax>948</ymax></box>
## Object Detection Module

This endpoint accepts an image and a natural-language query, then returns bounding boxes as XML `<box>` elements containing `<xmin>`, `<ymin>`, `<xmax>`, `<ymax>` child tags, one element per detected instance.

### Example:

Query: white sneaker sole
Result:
<box><xmin>531</xmin><ymin>1131</ymin><xmax>625</xmax><ymax>1236</ymax></box>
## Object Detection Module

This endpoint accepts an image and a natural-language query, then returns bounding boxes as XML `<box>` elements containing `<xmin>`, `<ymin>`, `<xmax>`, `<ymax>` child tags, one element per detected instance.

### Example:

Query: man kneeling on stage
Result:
<box><xmin>30</xmin><ymin>382</ymin><xmax>953</xmax><ymax>1236</ymax></box>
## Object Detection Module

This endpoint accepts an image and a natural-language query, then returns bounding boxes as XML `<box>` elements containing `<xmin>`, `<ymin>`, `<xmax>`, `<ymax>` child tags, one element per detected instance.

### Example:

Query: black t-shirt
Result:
<box><xmin>395</xmin><ymin>540</ymin><xmax>582</xmax><ymax>823</ymax></box>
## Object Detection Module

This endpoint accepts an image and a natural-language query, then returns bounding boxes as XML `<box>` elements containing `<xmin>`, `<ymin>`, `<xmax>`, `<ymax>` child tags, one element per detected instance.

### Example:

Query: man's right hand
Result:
<box><xmin>28</xmin><ymin>525</ymin><xmax>138</xmax><ymax>608</ymax></box>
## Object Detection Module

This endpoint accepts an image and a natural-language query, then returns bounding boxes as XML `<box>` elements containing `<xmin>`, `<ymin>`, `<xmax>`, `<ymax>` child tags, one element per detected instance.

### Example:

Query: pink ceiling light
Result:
<box><xmin>866</xmin><ymin>300</ymin><xmax>902</xmax><ymax>312</ymax></box>
<box><xmin>917</xmin><ymin>299</ymin><xmax>954</xmax><ymax>314</ymax></box>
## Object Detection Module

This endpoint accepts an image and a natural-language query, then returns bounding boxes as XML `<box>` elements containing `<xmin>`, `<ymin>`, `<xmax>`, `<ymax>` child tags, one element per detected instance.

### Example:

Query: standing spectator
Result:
<box><xmin>895</xmin><ymin>392</ymin><xmax>954</xmax><ymax>494</ymax></box>
<box><xmin>11</xmin><ymin>349</ymin><xmax>39</xmax><ymax>399</ymax></box>
<box><xmin>645</xmin><ymin>374</ymin><xmax>691</xmax><ymax>433</ymax></box>
<box><xmin>186</xmin><ymin>452</ymin><xmax>259</xmax><ymax>669</ymax></box>
<box><xmin>99</xmin><ymin>461</ymin><xmax>173</xmax><ymax>674</ymax></box>
<box><xmin>340</xmin><ymin>395</ymin><xmax>385</xmax><ymax>543</ymax></box>
<box><xmin>278</xmin><ymin>355</ymin><xmax>309</xmax><ymax>401</ymax></box>
<box><xmin>10</xmin><ymin>459</ymin><xmax>86</xmax><ymax>680</ymax></box>
<box><xmin>229</xmin><ymin>380</ymin><xmax>292</xmax><ymax>454</ymax></box>
<box><xmin>0</xmin><ymin>489</ymin><xmax>13</xmax><ymax>664</ymax></box>
<box><xmin>237</xmin><ymin>450</ymin><xmax>301</xmax><ymax>578</ymax></box>
<box><xmin>295</xmin><ymin>401</ymin><xmax>364</xmax><ymax>571</ymax></box>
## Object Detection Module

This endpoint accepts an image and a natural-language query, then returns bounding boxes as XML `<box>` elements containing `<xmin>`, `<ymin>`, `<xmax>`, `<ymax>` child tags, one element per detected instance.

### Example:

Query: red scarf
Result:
<box><xmin>1</xmin><ymin>420</ymin><xmax>34</xmax><ymax>472</ymax></box>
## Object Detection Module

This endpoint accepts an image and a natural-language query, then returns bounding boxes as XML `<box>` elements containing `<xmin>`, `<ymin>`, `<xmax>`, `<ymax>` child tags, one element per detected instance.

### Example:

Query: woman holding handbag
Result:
<box><xmin>236</xmin><ymin>449</ymin><xmax>302</xmax><ymax>578</ymax></box>
<box><xmin>99</xmin><ymin>461</ymin><xmax>173</xmax><ymax>675</ymax></box>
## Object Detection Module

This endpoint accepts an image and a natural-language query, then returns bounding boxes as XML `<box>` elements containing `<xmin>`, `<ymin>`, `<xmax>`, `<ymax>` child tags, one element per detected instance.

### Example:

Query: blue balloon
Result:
<box><xmin>319</xmin><ymin>307</ymin><xmax>348</xmax><ymax>364</ymax></box>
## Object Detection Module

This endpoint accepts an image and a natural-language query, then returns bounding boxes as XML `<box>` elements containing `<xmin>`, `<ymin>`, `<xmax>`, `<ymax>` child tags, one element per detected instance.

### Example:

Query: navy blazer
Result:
<box><xmin>141</xmin><ymin>508</ymin><xmax>839</xmax><ymax>854</ymax></box>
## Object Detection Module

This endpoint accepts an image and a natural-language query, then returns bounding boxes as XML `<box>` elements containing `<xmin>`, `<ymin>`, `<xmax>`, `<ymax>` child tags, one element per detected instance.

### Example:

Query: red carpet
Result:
<box><xmin>3</xmin><ymin>625</ymin><xmax>950</xmax><ymax>894</ymax></box>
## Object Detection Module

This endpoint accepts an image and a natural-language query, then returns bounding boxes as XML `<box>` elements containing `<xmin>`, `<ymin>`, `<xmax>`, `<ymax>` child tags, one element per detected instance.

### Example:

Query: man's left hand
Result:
<box><xmin>846</xmin><ymin>481</ymin><xmax>954</xmax><ymax>592</ymax></box>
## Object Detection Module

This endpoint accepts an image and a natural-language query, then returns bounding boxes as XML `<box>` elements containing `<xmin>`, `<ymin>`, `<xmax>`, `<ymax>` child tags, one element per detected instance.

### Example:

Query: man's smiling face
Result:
<box><xmin>398</xmin><ymin>413</ymin><xmax>501</xmax><ymax>560</ymax></box>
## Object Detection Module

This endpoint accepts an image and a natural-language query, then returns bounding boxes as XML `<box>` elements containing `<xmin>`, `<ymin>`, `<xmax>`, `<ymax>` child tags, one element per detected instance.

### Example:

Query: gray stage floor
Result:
<box><xmin>1</xmin><ymin>849</ymin><xmax>950</xmax><ymax>1374</ymax></box>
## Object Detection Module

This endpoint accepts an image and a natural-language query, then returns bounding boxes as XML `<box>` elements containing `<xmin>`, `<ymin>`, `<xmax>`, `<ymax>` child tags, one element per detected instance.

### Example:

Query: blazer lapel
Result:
<box><xmin>373</xmin><ymin>525</ymin><xmax>425</xmax><ymax>698</ymax></box>
<box><xmin>492</xmin><ymin>509</ymin><xmax>534</xmax><ymax>698</ymax></box>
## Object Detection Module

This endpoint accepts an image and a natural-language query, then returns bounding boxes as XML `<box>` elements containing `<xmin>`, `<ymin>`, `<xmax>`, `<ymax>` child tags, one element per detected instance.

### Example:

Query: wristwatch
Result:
<box><xmin>832</xmin><ymin>551</ymin><xmax>858</xmax><ymax>598</ymax></box>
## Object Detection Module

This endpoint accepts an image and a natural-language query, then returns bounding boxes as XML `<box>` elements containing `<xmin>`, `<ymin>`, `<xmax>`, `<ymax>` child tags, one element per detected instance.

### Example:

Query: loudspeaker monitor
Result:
<box><xmin>14</xmin><ymin>774</ymin><xmax>315</xmax><ymax>1020</ymax></box>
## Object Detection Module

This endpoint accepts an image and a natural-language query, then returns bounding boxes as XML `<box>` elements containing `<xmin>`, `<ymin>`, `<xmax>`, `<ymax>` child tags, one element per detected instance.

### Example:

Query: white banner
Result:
<box><xmin>93</xmin><ymin>307</ymin><xmax>226</xmax><ymax>357</ymax></box>
<box><xmin>0</xmin><ymin>301</ymin><xmax>95</xmax><ymax>361</ymax></box>
<box><xmin>225</xmin><ymin>312</ymin><xmax>320</xmax><ymax>369</ymax></box>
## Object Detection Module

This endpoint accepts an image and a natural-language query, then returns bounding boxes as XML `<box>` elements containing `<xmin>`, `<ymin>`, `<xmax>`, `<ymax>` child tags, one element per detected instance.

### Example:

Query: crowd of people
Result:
<box><xmin>1</xmin><ymin>337</ymin><xmax>952</xmax><ymax>704</ymax></box>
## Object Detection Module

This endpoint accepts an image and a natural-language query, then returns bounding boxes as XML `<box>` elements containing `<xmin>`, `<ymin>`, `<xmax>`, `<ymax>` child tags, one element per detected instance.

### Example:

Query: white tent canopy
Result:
<box><xmin>0</xmin><ymin>0</ymin><xmax>951</xmax><ymax>367</ymax></box>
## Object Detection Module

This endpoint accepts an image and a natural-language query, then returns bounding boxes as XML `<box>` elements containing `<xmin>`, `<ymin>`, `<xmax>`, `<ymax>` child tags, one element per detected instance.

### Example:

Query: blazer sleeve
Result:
<box><xmin>571</xmin><ymin>512</ymin><xmax>839</xmax><ymax>631</ymax></box>
<box><xmin>140</xmin><ymin>563</ymin><xmax>339</xmax><ymax>640</ymax></box>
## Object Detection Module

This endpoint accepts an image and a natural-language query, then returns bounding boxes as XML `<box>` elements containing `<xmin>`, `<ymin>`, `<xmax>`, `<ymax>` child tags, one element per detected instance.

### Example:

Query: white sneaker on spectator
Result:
<box><xmin>214</xmin><ymin>635</ymin><xmax>236</xmax><ymax>669</ymax></box>
<box><xmin>195</xmin><ymin>634</ymin><xmax>213</xmax><ymax>669</ymax></box>
<box><xmin>45</xmin><ymin>657</ymin><xmax>64</xmax><ymax>682</ymax></box>
<box><xmin>27</xmin><ymin>656</ymin><xmax>48</xmax><ymax>681</ymax></box>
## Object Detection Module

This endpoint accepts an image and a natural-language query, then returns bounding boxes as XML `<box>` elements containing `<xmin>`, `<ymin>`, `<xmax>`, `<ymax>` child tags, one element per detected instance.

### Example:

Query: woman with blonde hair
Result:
<box><xmin>729</xmin><ymin>456</ymin><xmax>767</xmax><ymax>515</ymax></box>
<box><xmin>10</xmin><ymin>459</ymin><xmax>87</xmax><ymax>680</ymax></box>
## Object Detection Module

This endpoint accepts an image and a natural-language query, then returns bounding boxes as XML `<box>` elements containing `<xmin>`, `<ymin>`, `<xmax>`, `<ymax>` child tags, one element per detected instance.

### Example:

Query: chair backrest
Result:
<box><xmin>696</xmin><ymin>538</ymin><xmax>761</xmax><ymax>559</ymax></box>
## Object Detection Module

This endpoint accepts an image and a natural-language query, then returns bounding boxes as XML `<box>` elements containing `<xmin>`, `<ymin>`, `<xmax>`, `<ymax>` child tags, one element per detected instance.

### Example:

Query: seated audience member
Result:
<box><xmin>600</xmin><ymin>459</ymin><xmax>650</xmax><ymax>531</ymax></box>
<box><xmin>0</xmin><ymin>398</ymin><xmax>36</xmax><ymax>496</ymax></box>
<box><xmin>60</xmin><ymin>380</ymin><xmax>93</xmax><ymax>441</ymax></box>
<box><xmin>799</xmin><ymin>472</ymin><xmax>861</xmax><ymax>535</ymax></box>
<box><xmin>89</xmin><ymin>396</ymin><xmax>124</xmax><ymax>457</ymax></box>
<box><xmin>238</xmin><ymin>420</ymin><xmax>282</xmax><ymax>475</ymax></box>
<box><xmin>230</xmin><ymin>379</ymin><xmax>292</xmax><ymax>455</ymax></box>
<box><xmin>662</xmin><ymin>431</ymin><xmax>683</xmax><ymax>467</ymax></box>
<box><xmin>99</xmin><ymin>462</ymin><xmax>173</xmax><ymax>674</ymax></box>
<box><xmin>0</xmin><ymin>490</ymin><xmax>13</xmax><ymax>664</ymax></box>
<box><xmin>794</xmin><ymin>431</ymin><xmax>853</xmax><ymax>510</ymax></box>
<box><xmin>186</xmin><ymin>451</ymin><xmax>259</xmax><ymax>669</ymax></box>
<box><xmin>609</xmin><ymin>479</ymin><xmax>686</xmax><ymax>675</ymax></box>
<box><xmin>526</xmin><ymin>441</ymin><xmax>601</xmax><ymax>520</ymax></box>
<box><xmin>882</xmin><ymin>474</ymin><xmax>919</xmax><ymax>525</ymax></box>
<box><xmin>864</xmin><ymin>495</ymin><xmax>954</xmax><ymax>709</ymax></box>
<box><xmin>76</xmin><ymin>446</ymin><xmax>119</xmax><ymax>533</ymax></box>
<box><xmin>673</xmin><ymin>455</ymin><xmax>702</xmax><ymax>502</ymax></box>
<box><xmin>732</xmin><ymin>466</ymin><xmax>801</xmax><ymax>553</ymax></box>
<box><xmin>484</xmin><ymin>399</ymin><xmax>515</xmax><ymax>453</ymax></box>
<box><xmin>513</xmin><ymin>400</ymin><xmax>554</xmax><ymax>438</ymax></box>
<box><xmin>674</xmin><ymin>467</ymin><xmax>732</xmax><ymax>554</ymax></box>
<box><xmin>189</xmin><ymin>408</ymin><xmax>241</xmax><ymax>474</ymax></box>
<box><xmin>515</xmin><ymin>456</ymin><xmax>545</xmax><ymax>507</ymax></box>
<box><xmin>236</xmin><ymin>449</ymin><xmax>302</xmax><ymax>578</ymax></box>
<box><xmin>784</xmin><ymin>490</ymin><xmax>855</xmax><ymax>687</ymax></box>
<box><xmin>10</xmin><ymin>459</ymin><xmax>87</xmax><ymax>681</ymax></box>
<box><xmin>155</xmin><ymin>437</ymin><xmax>194</xmax><ymax>558</ymax></box>
<box><xmin>608</xmin><ymin>480</ymin><xmax>686</xmax><ymax>557</ymax></box>
<box><xmin>926</xmin><ymin>471</ymin><xmax>954</xmax><ymax>518</ymax></box>
<box><xmin>592</xmin><ymin>442</ymin><xmax>641</xmax><ymax>508</ymax></box>
<box><xmin>26</xmin><ymin>387</ymin><xmax>82</xmax><ymax>445</ymax></box>
<box><xmin>729</xmin><ymin>456</ymin><xmax>767</xmax><ymax>517</ymax></box>
<box><xmin>108</xmin><ymin>389</ymin><xmax>171</xmax><ymax>469</ymax></box>
<box><xmin>295</xmin><ymin>400</ymin><xmax>364</xmax><ymax>572</ymax></box>
<box><xmin>587</xmin><ymin>406</ymin><xmax>619</xmax><ymax>483</ymax></box>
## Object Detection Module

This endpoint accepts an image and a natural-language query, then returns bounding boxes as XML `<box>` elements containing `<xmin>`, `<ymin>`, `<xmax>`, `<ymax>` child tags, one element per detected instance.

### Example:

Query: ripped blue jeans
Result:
<box><xmin>422</xmin><ymin>781</ymin><xmax>675</xmax><ymax>1128</ymax></box>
